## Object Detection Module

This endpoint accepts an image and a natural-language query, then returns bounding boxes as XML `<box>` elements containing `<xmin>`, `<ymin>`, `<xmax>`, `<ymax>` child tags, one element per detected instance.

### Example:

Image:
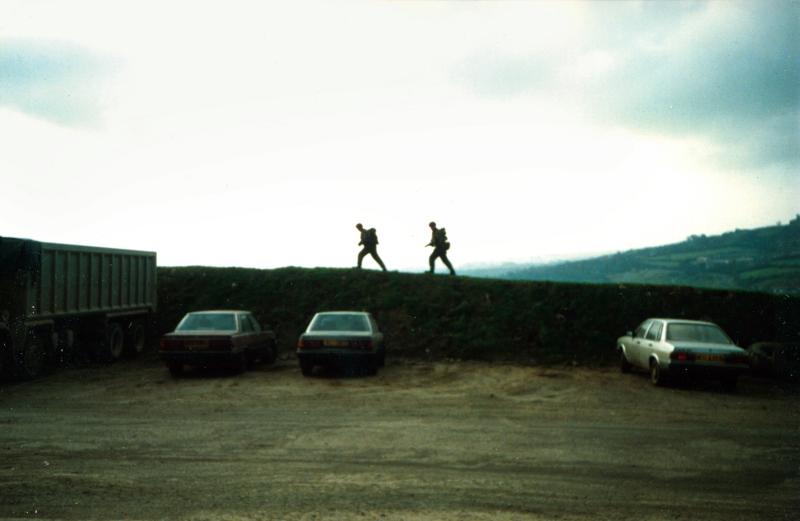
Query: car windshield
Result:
<box><xmin>666</xmin><ymin>323</ymin><xmax>731</xmax><ymax>344</ymax></box>
<box><xmin>309</xmin><ymin>314</ymin><xmax>369</xmax><ymax>332</ymax></box>
<box><xmin>176</xmin><ymin>313</ymin><xmax>236</xmax><ymax>331</ymax></box>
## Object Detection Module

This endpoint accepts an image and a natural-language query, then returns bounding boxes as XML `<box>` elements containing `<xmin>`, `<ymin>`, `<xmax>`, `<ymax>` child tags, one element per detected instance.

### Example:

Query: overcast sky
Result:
<box><xmin>1</xmin><ymin>0</ymin><xmax>798</xmax><ymax>271</ymax></box>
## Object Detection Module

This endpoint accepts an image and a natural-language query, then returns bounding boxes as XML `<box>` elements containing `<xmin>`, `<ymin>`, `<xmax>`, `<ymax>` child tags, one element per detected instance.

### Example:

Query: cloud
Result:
<box><xmin>0</xmin><ymin>39</ymin><xmax>115</xmax><ymax>126</ymax></box>
<box><xmin>454</xmin><ymin>1</ymin><xmax>799</xmax><ymax>171</ymax></box>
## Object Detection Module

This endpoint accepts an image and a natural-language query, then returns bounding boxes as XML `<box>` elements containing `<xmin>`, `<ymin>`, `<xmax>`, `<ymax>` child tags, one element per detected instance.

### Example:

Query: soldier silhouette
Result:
<box><xmin>355</xmin><ymin>223</ymin><xmax>387</xmax><ymax>271</ymax></box>
<box><xmin>426</xmin><ymin>221</ymin><xmax>455</xmax><ymax>275</ymax></box>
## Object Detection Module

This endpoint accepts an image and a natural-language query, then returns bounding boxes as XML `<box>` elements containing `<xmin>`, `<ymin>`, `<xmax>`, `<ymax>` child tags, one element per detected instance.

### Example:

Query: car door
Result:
<box><xmin>237</xmin><ymin>313</ymin><xmax>257</xmax><ymax>355</ymax></box>
<box><xmin>629</xmin><ymin>320</ymin><xmax>652</xmax><ymax>368</ymax></box>
<box><xmin>368</xmin><ymin>314</ymin><xmax>384</xmax><ymax>350</ymax></box>
<box><xmin>643</xmin><ymin>320</ymin><xmax>664</xmax><ymax>366</ymax></box>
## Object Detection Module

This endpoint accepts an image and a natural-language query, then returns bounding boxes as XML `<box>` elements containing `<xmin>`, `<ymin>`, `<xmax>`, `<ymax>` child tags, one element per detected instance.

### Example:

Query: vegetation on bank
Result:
<box><xmin>156</xmin><ymin>267</ymin><xmax>799</xmax><ymax>365</ymax></box>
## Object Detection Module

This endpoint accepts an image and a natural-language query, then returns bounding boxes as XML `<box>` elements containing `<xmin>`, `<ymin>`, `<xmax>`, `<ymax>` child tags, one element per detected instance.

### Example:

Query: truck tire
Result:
<box><xmin>97</xmin><ymin>323</ymin><xmax>125</xmax><ymax>363</ymax></box>
<box><xmin>125</xmin><ymin>321</ymin><xmax>147</xmax><ymax>357</ymax></box>
<box><xmin>17</xmin><ymin>334</ymin><xmax>46</xmax><ymax>380</ymax></box>
<box><xmin>0</xmin><ymin>335</ymin><xmax>9</xmax><ymax>377</ymax></box>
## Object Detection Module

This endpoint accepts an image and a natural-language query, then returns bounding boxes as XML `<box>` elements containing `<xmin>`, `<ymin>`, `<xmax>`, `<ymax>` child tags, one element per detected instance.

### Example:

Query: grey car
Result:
<box><xmin>617</xmin><ymin>318</ymin><xmax>749</xmax><ymax>390</ymax></box>
<box><xmin>296</xmin><ymin>311</ymin><xmax>385</xmax><ymax>376</ymax></box>
<box><xmin>159</xmin><ymin>310</ymin><xmax>277</xmax><ymax>376</ymax></box>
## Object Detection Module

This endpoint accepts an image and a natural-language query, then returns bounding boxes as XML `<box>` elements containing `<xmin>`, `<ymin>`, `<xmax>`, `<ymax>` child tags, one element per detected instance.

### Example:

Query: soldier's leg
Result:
<box><xmin>428</xmin><ymin>250</ymin><xmax>438</xmax><ymax>273</ymax></box>
<box><xmin>440</xmin><ymin>252</ymin><xmax>456</xmax><ymax>275</ymax></box>
<box><xmin>357</xmin><ymin>247</ymin><xmax>368</xmax><ymax>268</ymax></box>
<box><xmin>370</xmin><ymin>249</ymin><xmax>387</xmax><ymax>271</ymax></box>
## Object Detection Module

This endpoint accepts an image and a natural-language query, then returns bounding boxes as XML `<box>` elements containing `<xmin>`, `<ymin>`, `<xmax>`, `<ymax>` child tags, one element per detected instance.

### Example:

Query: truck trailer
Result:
<box><xmin>0</xmin><ymin>237</ymin><xmax>156</xmax><ymax>380</ymax></box>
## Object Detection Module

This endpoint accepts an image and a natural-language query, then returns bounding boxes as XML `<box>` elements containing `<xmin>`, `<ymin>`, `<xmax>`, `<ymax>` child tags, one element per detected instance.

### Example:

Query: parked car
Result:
<box><xmin>296</xmin><ymin>311</ymin><xmax>385</xmax><ymax>376</ymax></box>
<box><xmin>748</xmin><ymin>341</ymin><xmax>800</xmax><ymax>381</ymax></box>
<box><xmin>159</xmin><ymin>310</ymin><xmax>276</xmax><ymax>376</ymax></box>
<box><xmin>617</xmin><ymin>318</ymin><xmax>749</xmax><ymax>390</ymax></box>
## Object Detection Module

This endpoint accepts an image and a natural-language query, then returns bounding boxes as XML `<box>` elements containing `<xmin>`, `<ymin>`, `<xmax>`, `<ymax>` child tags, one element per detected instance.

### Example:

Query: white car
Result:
<box><xmin>617</xmin><ymin>318</ymin><xmax>749</xmax><ymax>390</ymax></box>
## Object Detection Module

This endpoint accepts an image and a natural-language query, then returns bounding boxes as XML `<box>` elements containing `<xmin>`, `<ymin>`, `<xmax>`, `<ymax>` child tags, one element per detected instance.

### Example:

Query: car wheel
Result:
<box><xmin>262</xmin><ymin>340</ymin><xmax>277</xmax><ymax>365</ymax></box>
<box><xmin>167</xmin><ymin>362</ymin><xmax>183</xmax><ymax>377</ymax></box>
<box><xmin>650</xmin><ymin>360</ymin><xmax>666</xmax><ymax>386</ymax></box>
<box><xmin>619</xmin><ymin>349</ymin><xmax>632</xmax><ymax>373</ymax></box>
<box><xmin>232</xmin><ymin>352</ymin><xmax>247</xmax><ymax>374</ymax></box>
<box><xmin>721</xmin><ymin>376</ymin><xmax>738</xmax><ymax>392</ymax></box>
<box><xmin>299</xmin><ymin>359</ymin><xmax>314</xmax><ymax>377</ymax></box>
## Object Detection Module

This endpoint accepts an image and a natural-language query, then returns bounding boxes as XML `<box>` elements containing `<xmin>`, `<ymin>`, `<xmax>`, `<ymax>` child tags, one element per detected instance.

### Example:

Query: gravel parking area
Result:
<box><xmin>1</xmin><ymin>357</ymin><xmax>798</xmax><ymax>520</ymax></box>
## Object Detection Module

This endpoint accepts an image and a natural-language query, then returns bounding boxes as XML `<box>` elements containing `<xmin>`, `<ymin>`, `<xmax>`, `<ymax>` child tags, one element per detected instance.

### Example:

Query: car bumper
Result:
<box><xmin>665</xmin><ymin>361</ymin><xmax>750</xmax><ymax>379</ymax></box>
<box><xmin>158</xmin><ymin>350</ymin><xmax>242</xmax><ymax>366</ymax></box>
<box><xmin>296</xmin><ymin>350</ymin><xmax>376</xmax><ymax>365</ymax></box>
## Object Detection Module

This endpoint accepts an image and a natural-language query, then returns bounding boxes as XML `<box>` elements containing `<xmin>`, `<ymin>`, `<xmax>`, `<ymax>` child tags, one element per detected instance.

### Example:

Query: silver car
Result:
<box><xmin>617</xmin><ymin>318</ymin><xmax>749</xmax><ymax>390</ymax></box>
<box><xmin>296</xmin><ymin>311</ymin><xmax>385</xmax><ymax>376</ymax></box>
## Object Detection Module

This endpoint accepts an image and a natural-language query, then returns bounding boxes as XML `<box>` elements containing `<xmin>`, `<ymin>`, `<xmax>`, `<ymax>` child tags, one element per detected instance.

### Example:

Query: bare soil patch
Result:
<box><xmin>0</xmin><ymin>357</ymin><xmax>797</xmax><ymax>520</ymax></box>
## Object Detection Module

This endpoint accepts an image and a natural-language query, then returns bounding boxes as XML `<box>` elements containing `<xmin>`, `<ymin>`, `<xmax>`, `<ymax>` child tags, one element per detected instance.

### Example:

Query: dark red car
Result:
<box><xmin>159</xmin><ymin>310</ymin><xmax>276</xmax><ymax>376</ymax></box>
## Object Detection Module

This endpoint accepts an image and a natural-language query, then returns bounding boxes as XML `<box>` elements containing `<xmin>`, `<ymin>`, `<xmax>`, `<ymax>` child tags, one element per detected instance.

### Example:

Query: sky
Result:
<box><xmin>1</xmin><ymin>0</ymin><xmax>798</xmax><ymax>271</ymax></box>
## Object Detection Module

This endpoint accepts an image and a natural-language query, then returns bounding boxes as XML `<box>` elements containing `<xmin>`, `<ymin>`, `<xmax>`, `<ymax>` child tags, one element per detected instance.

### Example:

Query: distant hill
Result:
<box><xmin>499</xmin><ymin>217</ymin><xmax>800</xmax><ymax>295</ymax></box>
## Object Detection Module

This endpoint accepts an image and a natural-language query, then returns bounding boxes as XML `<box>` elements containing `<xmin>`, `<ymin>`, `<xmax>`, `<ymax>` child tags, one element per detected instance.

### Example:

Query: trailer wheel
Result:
<box><xmin>18</xmin><ymin>334</ymin><xmax>46</xmax><ymax>380</ymax></box>
<box><xmin>125</xmin><ymin>322</ymin><xmax>147</xmax><ymax>357</ymax></box>
<box><xmin>98</xmin><ymin>323</ymin><xmax>125</xmax><ymax>363</ymax></box>
<box><xmin>0</xmin><ymin>335</ymin><xmax>9</xmax><ymax>377</ymax></box>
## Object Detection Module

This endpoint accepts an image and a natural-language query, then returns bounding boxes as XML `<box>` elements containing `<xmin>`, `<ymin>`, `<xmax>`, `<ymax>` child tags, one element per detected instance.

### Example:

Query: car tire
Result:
<box><xmin>365</xmin><ymin>356</ymin><xmax>378</xmax><ymax>376</ymax></box>
<box><xmin>262</xmin><ymin>340</ymin><xmax>277</xmax><ymax>365</ymax></box>
<box><xmin>619</xmin><ymin>349</ymin><xmax>632</xmax><ymax>373</ymax></box>
<box><xmin>299</xmin><ymin>359</ymin><xmax>314</xmax><ymax>377</ymax></box>
<box><xmin>721</xmin><ymin>376</ymin><xmax>738</xmax><ymax>392</ymax></box>
<box><xmin>650</xmin><ymin>360</ymin><xmax>666</xmax><ymax>386</ymax></box>
<box><xmin>168</xmin><ymin>362</ymin><xmax>183</xmax><ymax>377</ymax></box>
<box><xmin>232</xmin><ymin>352</ymin><xmax>247</xmax><ymax>374</ymax></box>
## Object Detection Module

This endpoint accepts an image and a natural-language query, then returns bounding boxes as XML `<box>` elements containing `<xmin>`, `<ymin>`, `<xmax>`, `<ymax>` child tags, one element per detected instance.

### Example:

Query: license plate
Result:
<box><xmin>323</xmin><ymin>339</ymin><xmax>348</xmax><ymax>347</ymax></box>
<box><xmin>185</xmin><ymin>340</ymin><xmax>208</xmax><ymax>350</ymax></box>
<box><xmin>696</xmin><ymin>354</ymin><xmax>723</xmax><ymax>362</ymax></box>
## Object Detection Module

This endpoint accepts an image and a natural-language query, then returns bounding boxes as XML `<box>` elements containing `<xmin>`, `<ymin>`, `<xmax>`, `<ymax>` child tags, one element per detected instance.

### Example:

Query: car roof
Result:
<box><xmin>185</xmin><ymin>310</ymin><xmax>250</xmax><ymax>314</ymax></box>
<box><xmin>648</xmin><ymin>318</ymin><xmax>717</xmax><ymax>325</ymax></box>
<box><xmin>313</xmin><ymin>311</ymin><xmax>371</xmax><ymax>316</ymax></box>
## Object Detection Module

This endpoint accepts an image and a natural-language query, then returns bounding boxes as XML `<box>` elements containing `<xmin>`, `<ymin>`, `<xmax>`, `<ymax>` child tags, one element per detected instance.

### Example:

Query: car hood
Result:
<box><xmin>669</xmin><ymin>341</ymin><xmax>745</xmax><ymax>354</ymax></box>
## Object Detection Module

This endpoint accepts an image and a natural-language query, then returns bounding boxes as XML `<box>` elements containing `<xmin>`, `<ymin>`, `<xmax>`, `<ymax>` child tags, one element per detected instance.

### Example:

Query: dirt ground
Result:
<box><xmin>0</xmin><ymin>355</ymin><xmax>798</xmax><ymax>521</ymax></box>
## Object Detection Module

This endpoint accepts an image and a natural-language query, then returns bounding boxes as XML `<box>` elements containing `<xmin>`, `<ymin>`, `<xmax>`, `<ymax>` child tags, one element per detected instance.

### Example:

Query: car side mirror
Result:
<box><xmin>626</xmin><ymin>330</ymin><xmax>633</xmax><ymax>338</ymax></box>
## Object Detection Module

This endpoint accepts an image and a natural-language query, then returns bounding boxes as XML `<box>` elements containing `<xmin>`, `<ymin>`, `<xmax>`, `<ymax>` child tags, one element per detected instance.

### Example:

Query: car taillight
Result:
<box><xmin>160</xmin><ymin>338</ymin><xmax>182</xmax><ymax>350</ymax></box>
<box><xmin>352</xmin><ymin>339</ymin><xmax>373</xmax><ymax>351</ymax></box>
<box><xmin>208</xmin><ymin>338</ymin><xmax>233</xmax><ymax>349</ymax></box>
<box><xmin>298</xmin><ymin>339</ymin><xmax>322</xmax><ymax>350</ymax></box>
<box><xmin>726</xmin><ymin>354</ymin><xmax>749</xmax><ymax>365</ymax></box>
<box><xmin>670</xmin><ymin>351</ymin><xmax>695</xmax><ymax>362</ymax></box>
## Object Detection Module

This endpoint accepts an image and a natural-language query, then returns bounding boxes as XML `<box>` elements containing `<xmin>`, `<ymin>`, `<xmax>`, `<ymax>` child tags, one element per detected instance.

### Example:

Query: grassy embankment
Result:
<box><xmin>157</xmin><ymin>267</ymin><xmax>800</xmax><ymax>364</ymax></box>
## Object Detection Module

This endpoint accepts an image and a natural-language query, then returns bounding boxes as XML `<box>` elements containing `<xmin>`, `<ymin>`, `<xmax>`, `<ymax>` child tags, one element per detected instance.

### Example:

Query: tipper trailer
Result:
<box><xmin>0</xmin><ymin>237</ymin><xmax>156</xmax><ymax>379</ymax></box>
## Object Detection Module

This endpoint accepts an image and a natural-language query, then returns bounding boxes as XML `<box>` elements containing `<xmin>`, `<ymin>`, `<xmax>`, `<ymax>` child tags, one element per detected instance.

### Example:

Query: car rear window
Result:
<box><xmin>309</xmin><ymin>314</ymin><xmax>369</xmax><ymax>332</ymax></box>
<box><xmin>177</xmin><ymin>313</ymin><xmax>236</xmax><ymax>331</ymax></box>
<box><xmin>666</xmin><ymin>323</ymin><xmax>731</xmax><ymax>344</ymax></box>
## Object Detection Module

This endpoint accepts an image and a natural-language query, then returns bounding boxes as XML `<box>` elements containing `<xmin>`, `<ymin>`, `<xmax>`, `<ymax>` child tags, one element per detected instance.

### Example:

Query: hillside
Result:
<box><xmin>156</xmin><ymin>267</ymin><xmax>799</xmax><ymax>364</ymax></box>
<box><xmin>500</xmin><ymin>218</ymin><xmax>800</xmax><ymax>295</ymax></box>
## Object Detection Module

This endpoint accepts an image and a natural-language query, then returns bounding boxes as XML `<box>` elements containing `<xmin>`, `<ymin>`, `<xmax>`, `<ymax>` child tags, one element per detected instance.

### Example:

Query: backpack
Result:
<box><xmin>365</xmin><ymin>228</ymin><xmax>378</xmax><ymax>246</ymax></box>
<box><xmin>435</xmin><ymin>228</ymin><xmax>450</xmax><ymax>249</ymax></box>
